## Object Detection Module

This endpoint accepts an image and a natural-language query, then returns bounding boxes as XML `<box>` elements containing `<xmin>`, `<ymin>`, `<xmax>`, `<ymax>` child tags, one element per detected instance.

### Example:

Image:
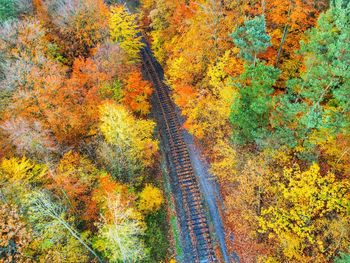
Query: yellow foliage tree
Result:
<box><xmin>206</xmin><ymin>50</ymin><xmax>243</xmax><ymax>96</ymax></box>
<box><xmin>259</xmin><ymin>163</ymin><xmax>350</xmax><ymax>262</ymax></box>
<box><xmin>0</xmin><ymin>157</ymin><xmax>47</xmax><ymax>203</ymax></box>
<box><xmin>183</xmin><ymin>92</ymin><xmax>233</xmax><ymax>142</ymax></box>
<box><xmin>138</xmin><ymin>184</ymin><xmax>164</xmax><ymax>213</ymax></box>
<box><xmin>0</xmin><ymin>157</ymin><xmax>47</xmax><ymax>185</ymax></box>
<box><xmin>109</xmin><ymin>5</ymin><xmax>144</xmax><ymax>62</ymax></box>
<box><xmin>210</xmin><ymin>139</ymin><xmax>237</xmax><ymax>184</ymax></box>
<box><xmin>99</xmin><ymin>102</ymin><xmax>158</xmax><ymax>181</ymax></box>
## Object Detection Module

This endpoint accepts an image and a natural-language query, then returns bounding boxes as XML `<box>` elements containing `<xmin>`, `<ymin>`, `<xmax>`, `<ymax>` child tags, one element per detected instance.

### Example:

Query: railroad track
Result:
<box><xmin>141</xmin><ymin>46</ymin><xmax>216</xmax><ymax>263</ymax></box>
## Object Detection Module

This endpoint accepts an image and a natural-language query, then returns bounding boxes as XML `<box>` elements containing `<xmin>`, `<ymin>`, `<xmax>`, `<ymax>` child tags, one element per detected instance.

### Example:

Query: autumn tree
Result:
<box><xmin>92</xmin><ymin>41</ymin><xmax>133</xmax><ymax>82</ymax></box>
<box><xmin>93</xmin><ymin>194</ymin><xmax>146</xmax><ymax>262</ymax></box>
<box><xmin>145</xmin><ymin>0</ymin><xmax>173</xmax><ymax>64</ymax></box>
<box><xmin>138</xmin><ymin>184</ymin><xmax>164</xmax><ymax>214</ymax></box>
<box><xmin>32</xmin><ymin>0</ymin><xmax>108</xmax><ymax>64</ymax></box>
<box><xmin>0</xmin><ymin>157</ymin><xmax>97</xmax><ymax>262</ymax></box>
<box><xmin>259</xmin><ymin>163</ymin><xmax>350</xmax><ymax>261</ymax></box>
<box><xmin>122</xmin><ymin>70</ymin><xmax>152</xmax><ymax>115</ymax></box>
<box><xmin>263</xmin><ymin>0</ymin><xmax>322</xmax><ymax>80</ymax></box>
<box><xmin>0</xmin><ymin>1</ymin><xmax>167</xmax><ymax>262</ymax></box>
<box><xmin>0</xmin><ymin>157</ymin><xmax>47</xmax><ymax>203</ymax></box>
<box><xmin>1</xmin><ymin>118</ymin><xmax>58</xmax><ymax>160</ymax></box>
<box><xmin>1</xmin><ymin>56</ymin><xmax>108</xmax><ymax>150</ymax></box>
<box><xmin>109</xmin><ymin>5</ymin><xmax>144</xmax><ymax>62</ymax></box>
<box><xmin>98</xmin><ymin>102</ymin><xmax>158</xmax><ymax>183</ymax></box>
<box><xmin>222</xmin><ymin>152</ymin><xmax>274</xmax><ymax>262</ymax></box>
<box><xmin>26</xmin><ymin>190</ymin><xmax>99</xmax><ymax>262</ymax></box>
<box><xmin>210</xmin><ymin>139</ymin><xmax>237</xmax><ymax>184</ymax></box>
<box><xmin>0</xmin><ymin>203</ymin><xmax>32</xmax><ymax>262</ymax></box>
<box><xmin>50</xmin><ymin>152</ymin><xmax>101</xmax><ymax>223</ymax></box>
<box><xmin>27</xmin><ymin>58</ymin><xmax>105</xmax><ymax>146</ymax></box>
<box><xmin>59</xmin><ymin>0</ymin><xmax>109</xmax><ymax>62</ymax></box>
<box><xmin>0</xmin><ymin>18</ymin><xmax>51</xmax><ymax>92</ymax></box>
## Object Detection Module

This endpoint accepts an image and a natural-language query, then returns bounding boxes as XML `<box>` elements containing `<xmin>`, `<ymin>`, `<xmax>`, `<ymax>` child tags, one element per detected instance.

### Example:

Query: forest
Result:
<box><xmin>0</xmin><ymin>0</ymin><xmax>349</xmax><ymax>263</ymax></box>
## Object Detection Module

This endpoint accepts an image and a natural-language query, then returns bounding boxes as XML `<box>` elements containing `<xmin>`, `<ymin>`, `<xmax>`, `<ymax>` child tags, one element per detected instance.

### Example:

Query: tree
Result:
<box><xmin>230</xmin><ymin>61</ymin><xmax>280</xmax><ymax>145</ymax></box>
<box><xmin>223</xmin><ymin>152</ymin><xmax>273</xmax><ymax>262</ymax></box>
<box><xmin>0</xmin><ymin>157</ymin><xmax>47</xmax><ymax>203</ymax></box>
<box><xmin>138</xmin><ymin>184</ymin><xmax>163</xmax><ymax>214</ymax></box>
<box><xmin>109</xmin><ymin>5</ymin><xmax>144</xmax><ymax>62</ymax></box>
<box><xmin>122</xmin><ymin>70</ymin><xmax>152</xmax><ymax>116</ymax></box>
<box><xmin>0</xmin><ymin>0</ymin><xmax>32</xmax><ymax>22</ymax></box>
<box><xmin>50</xmin><ymin>152</ymin><xmax>100</xmax><ymax>223</ymax></box>
<box><xmin>33</xmin><ymin>0</ymin><xmax>108</xmax><ymax>64</ymax></box>
<box><xmin>92</xmin><ymin>41</ymin><xmax>131</xmax><ymax>81</ymax></box>
<box><xmin>0</xmin><ymin>0</ymin><xmax>17</xmax><ymax>22</ymax></box>
<box><xmin>259</xmin><ymin>163</ymin><xmax>350</xmax><ymax>261</ymax></box>
<box><xmin>98</xmin><ymin>102</ymin><xmax>158</xmax><ymax>182</ymax></box>
<box><xmin>3</xmin><ymin>57</ymin><xmax>104</xmax><ymax>147</ymax></box>
<box><xmin>264</xmin><ymin>0</ymin><xmax>320</xmax><ymax>75</ymax></box>
<box><xmin>145</xmin><ymin>0</ymin><xmax>173</xmax><ymax>64</ymax></box>
<box><xmin>271</xmin><ymin>0</ymin><xmax>350</xmax><ymax>158</ymax></box>
<box><xmin>1</xmin><ymin>118</ymin><xmax>58</xmax><ymax>160</ymax></box>
<box><xmin>181</xmin><ymin>51</ymin><xmax>241</xmax><ymax>143</ymax></box>
<box><xmin>0</xmin><ymin>18</ymin><xmax>51</xmax><ymax>92</ymax></box>
<box><xmin>183</xmin><ymin>92</ymin><xmax>233</xmax><ymax>142</ymax></box>
<box><xmin>0</xmin><ymin>157</ymin><xmax>97</xmax><ymax>262</ymax></box>
<box><xmin>93</xmin><ymin>194</ymin><xmax>146</xmax><ymax>262</ymax></box>
<box><xmin>0</xmin><ymin>203</ymin><xmax>32</xmax><ymax>262</ymax></box>
<box><xmin>210</xmin><ymin>139</ymin><xmax>237</xmax><ymax>183</ymax></box>
<box><xmin>336</xmin><ymin>252</ymin><xmax>350</xmax><ymax>263</ymax></box>
<box><xmin>230</xmin><ymin>15</ymin><xmax>271</xmax><ymax>64</ymax></box>
<box><xmin>27</xmin><ymin>190</ymin><xmax>101</xmax><ymax>262</ymax></box>
<box><xmin>33</xmin><ymin>58</ymin><xmax>105</xmax><ymax>145</ymax></box>
<box><xmin>297</xmin><ymin>0</ymin><xmax>350</xmax><ymax>131</ymax></box>
<box><xmin>59</xmin><ymin>0</ymin><xmax>108</xmax><ymax>62</ymax></box>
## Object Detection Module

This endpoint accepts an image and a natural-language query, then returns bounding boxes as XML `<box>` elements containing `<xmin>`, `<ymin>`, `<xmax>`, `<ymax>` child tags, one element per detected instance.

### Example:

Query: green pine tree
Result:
<box><xmin>230</xmin><ymin>15</ymin><xmax>271</xmax><ymax>64</ymax></box>
<box><xmin>230</xmin><ymin>61</ymin><xmax>280</xmax><ymax>145</ymax></box>
<box><xmin>0</xmin><ymin>0</ymin><xmax>16</xmax><ymax>22</ymax></box>
<box><xmin>271</xmin><ymin>0</ymin><xmax>350</xmax><ymax>160</ymax></box>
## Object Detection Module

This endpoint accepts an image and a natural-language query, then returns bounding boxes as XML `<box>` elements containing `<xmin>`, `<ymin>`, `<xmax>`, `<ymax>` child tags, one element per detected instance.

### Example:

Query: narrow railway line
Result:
<box><xmin>141</xmin><ymin>46</ymin><xmax>217</xmax><ymax>263</ymax></box>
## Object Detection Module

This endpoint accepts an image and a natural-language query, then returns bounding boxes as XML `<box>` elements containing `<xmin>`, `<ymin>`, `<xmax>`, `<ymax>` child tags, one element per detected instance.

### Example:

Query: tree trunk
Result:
<box><xmin>55</xmin><ymin>216</ymin><xmax>104</xmax><ymax>263</ymax></box>
<box><xmin>275</xmin><ymin>4</ymin><xmax>292</xmax><ymax>67</ymax></box>
<box><xmin>275</xmin><ymin>24</ymin><xmax>289</xmax><ymax>67</ymax></box>
<box><xmin>261</xmin><ymin>0</ymin><xmax>266</xmax><ymax>15</ymax></box>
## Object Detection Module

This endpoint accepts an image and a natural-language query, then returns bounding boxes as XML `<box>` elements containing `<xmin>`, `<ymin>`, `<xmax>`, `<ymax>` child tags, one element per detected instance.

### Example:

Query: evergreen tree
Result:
<box><xmin>0</xmin><ymin>0</ymin><xmax>16</xmax><ymax>22</ymax></box>
<box><xmin>336</xmin><ymin>252</ymin><xmax>350</xmax><ymax>263</ymax></box>
<box><xmin>272</xmin><ymin>0</ymin><xmax>350</xmax><ymax>155</ymax></box>
<box><xmin>230</xmin><ymin>15</ymin><xmax>271</xmax><ymax>64</ymax></box>
<box><xmin>230</xmin><ymin>61</ymin><xmax>280</xmax><ymax>145</ymax></box>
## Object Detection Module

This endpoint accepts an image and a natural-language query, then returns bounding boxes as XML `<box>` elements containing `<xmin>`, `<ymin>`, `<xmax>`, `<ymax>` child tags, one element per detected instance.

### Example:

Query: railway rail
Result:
<box><xmin>141</xmin><ymin>46</ymin><xmax>217</xmax><ymax>263</ymax></box>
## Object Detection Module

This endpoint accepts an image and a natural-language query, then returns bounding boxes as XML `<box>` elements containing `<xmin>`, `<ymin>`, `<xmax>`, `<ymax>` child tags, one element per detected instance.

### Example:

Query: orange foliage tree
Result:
<box><xmin>0</xmin><ymin>203</ymin><xmax>32</xmax><ymax>262</ymax></box>
<box><xmin>36</xmin><ymin>58</ymin><xmax>105</xmax><ymax>145</ymax></box>
<box><xmin>50</xmin><ymin>152</ymin><xmax>101</xmax><ymax>223</ymax></box>
<box><xmin>122</xmin><ymin>70</ymin><xmax>153</xmax><ymax>116</ymax></box>
<box><xmin>33</xmin><ymin>0</ymin><xmax>109</xmax><ymax>64</ymax></box>
<box><xmin>7</xmin><ymin>57</ymin><xmax>109</xmax><ymax>146</ymax></box>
